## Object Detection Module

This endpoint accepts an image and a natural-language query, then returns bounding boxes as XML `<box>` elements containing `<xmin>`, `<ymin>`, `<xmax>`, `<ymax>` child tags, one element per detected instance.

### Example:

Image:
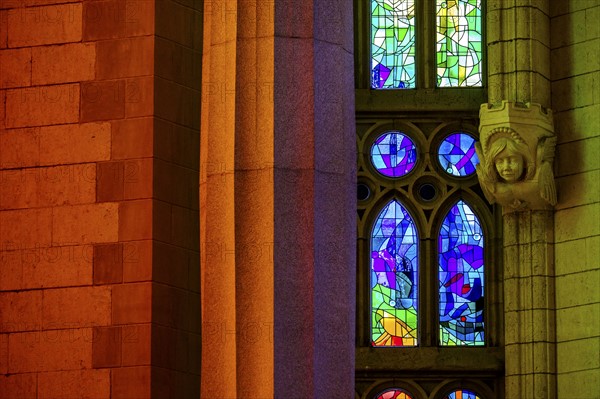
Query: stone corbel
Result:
<box><xmin>475</xmin><ymin>101</ymin><xmax>557</xmax><ymax>212</ymax></box>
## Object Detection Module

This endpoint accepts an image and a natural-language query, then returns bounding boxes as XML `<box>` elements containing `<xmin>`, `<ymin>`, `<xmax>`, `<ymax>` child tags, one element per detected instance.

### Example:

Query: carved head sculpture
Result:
<box><xmin>488</xmin><ymin>137</ymin><xmax>529</xmax><ymax>183</ymax></box>
<box><xmin>475</xmin><ymin>125</ymin><xmax>557</xmax><ymax>210</ymax></box>
<box><xmin>476</xmin><ymin>102</ymin><xmax>557</xmax><ymax>211</ymax></box>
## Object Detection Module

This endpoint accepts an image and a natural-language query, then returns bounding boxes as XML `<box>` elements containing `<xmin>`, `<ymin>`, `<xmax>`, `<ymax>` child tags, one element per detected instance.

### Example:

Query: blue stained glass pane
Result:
<box><xmin>371</xmin><ymin>200</ymin><xmax>418</xmax><ymax>347</ymax></box>
<box><xmin>446</xmin><ymin>389</ymin><xmax>481</xmax><ymax>399</ymax></box>
<box><xmin>438</xmin><ymin>132</ymin><xmax>480</xmax><ymax>177</ymax></box>
<box><xmin>439</xmin><ymin>200</ymin><xmax>484</xmax><ymax>346</ymax></box>
<box><xmin>371</xmin><ymin>0</ymin><xmax>416</xmax><ymax>89</ymax></box>
<box><xmin>371</xmin><ymin>132</ymin><xmax>417</xmax><ymax>177</ymax></box>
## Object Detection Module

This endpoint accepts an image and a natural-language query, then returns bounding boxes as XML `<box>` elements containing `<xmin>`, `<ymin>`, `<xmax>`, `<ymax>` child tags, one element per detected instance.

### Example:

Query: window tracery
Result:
<box><xmin>357</xmin><ymin>2</ymin><xmax>501</xmax><ymax>398</ymax></box>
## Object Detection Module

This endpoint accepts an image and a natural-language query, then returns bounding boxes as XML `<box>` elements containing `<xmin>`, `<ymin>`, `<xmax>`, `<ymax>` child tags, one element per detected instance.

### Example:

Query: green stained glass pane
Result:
<box><xmin>436</xmin><ymin>0</ymin><xmax>483</xmax><ymax>87</ymax></box>
<box><xmin>372</xmin><ymin>0</ymin><xmax>416</xmax><ymax>89</ymax></box>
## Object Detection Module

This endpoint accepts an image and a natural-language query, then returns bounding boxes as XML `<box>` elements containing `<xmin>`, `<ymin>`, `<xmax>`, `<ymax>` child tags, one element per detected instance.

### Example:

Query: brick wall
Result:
<box><xmin>0</xmin><ymin>1</ymin><xmax>201</xmax><ymax>397</ymax></box>
<box><xmin>551</xmin><ymin>1</ymin><xmax>600</xmax><ymax>397</ymax></box>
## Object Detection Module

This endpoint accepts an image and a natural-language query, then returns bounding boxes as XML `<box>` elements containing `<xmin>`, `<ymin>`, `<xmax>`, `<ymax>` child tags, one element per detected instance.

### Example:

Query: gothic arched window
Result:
<box><xmin>371</xmin><ymin>199</ymin><xmax>419</xmax><ymax>347</ymax></box>
<box><xmin>355</xmin><ymin>2</ymin><xmax>503</xmax><ymax>398</ymax></box>
<box><xmin>358</xmin><ymin>126</ymin><xmax>499</xmax><ymax>384</ymax></box>
<box><xmin>438</xmin><ymin>200</ymin><xmax>485</xmax><ymax>346</ymax></box>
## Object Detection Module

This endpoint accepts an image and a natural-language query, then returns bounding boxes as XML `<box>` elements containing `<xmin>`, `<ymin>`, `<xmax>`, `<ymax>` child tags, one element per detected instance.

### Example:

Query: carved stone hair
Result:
<box><xmin>483</xmin><ymin>127</ymin><xmax>534</xmax><ymax>181</ymax></box>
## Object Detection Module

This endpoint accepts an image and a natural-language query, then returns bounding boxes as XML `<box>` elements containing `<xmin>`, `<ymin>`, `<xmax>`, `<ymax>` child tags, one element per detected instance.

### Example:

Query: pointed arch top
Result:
<box><xmin>438</xmin><ymin>200</ymin><xmax>485</xmax><ymax>346</ymax></box>
<box><xmin>371</xmin><ymin>199</ymin><xmax>419</xmax><ymax>347</ymax></box>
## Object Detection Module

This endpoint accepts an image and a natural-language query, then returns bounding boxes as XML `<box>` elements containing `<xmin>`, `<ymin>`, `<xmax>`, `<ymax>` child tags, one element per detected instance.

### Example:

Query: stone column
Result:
<box><xmin>477</xmin><ymin>102</ymin><xmax>557</xmax><ymax>398</ymax></box>
<box><xmin>484</xmin><ymin>2</ymin><xmax>556</xmax><ymax>397</ymax></box>
<box><xmin>200</xmin><ymin>0</ymin><xmax>238</xmax><ymax>396</ymax></box>
<box><xmin>487</xmin><ymin>0</ymin><xmax>552</xmax><ymax>106</ymax></box>
<box><xmin>200</xmin><ymin>0</ymin><xmax>356</xmax><ymax>397</ymax></box>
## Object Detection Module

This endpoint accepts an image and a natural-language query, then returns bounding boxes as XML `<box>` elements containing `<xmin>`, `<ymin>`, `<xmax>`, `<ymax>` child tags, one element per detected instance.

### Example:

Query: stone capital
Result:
<box><xmin>475</xmin><ymin>101</ymin><xmax>557</xmax><ymax>212</ymax></box>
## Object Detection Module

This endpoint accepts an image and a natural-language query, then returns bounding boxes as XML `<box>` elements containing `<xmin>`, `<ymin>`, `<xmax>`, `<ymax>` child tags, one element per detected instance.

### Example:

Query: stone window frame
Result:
<box><xmin>354</xmin><ymin>1</ymin><xmax>504</xmax><ymax>398</ymax></box>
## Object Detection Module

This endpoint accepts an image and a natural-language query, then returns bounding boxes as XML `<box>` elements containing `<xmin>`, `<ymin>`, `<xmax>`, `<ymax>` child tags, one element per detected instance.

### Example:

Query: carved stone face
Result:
<box><xmin>494</xmin><ymin>148</ymin><xmax>524</xmax><ymax>183</ymax></box>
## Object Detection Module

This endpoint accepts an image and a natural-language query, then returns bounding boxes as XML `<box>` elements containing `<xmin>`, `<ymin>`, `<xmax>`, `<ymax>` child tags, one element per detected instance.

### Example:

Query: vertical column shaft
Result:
<box><xmin>504</xmin><ymin>211</ymin><xmax>556</xmax><ymax>398</ymax></box>
<box><xmin>485</xmin><ymin>2</ymin><xmax>556</xmax><ymax>397</ymax></box>
<box><xmin>200</xmin><ymin>1</ymin><xmax>356</xmax><ymax>397</ymax></box>
<box><xmin>200</xmin><ymin>0</ymin><xmax>238</xmax><ymax>396</ymax></box>
<box><xmin>234</xmin><ymin>1</ymin><xmax>275</xmax><ymax>397</ymax></box>
<box><xmin>487</xmin><ymin>0</ymin><xmax>552</xmax><ymax>107</ymax></box>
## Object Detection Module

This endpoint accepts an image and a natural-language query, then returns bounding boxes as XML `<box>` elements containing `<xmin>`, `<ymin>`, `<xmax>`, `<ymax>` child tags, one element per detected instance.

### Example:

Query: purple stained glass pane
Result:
<box><xmin>438</xmin><ymin>200</ymin><xmax>484</xmax><ymax>346</ymax></box>
<box><xmin>371</xmin><ymin>132</ymin><xmax>417</xmax><ymax>177</ymax></box>
<box><xmin>438</xmin><ymin>132</ymin><xmax>480</xmax><ymax>177</ymax></box>
<box><xmin>371</xmin><ymin>200</ymin><xmax>418</xmax><ymax>347</ymax></box>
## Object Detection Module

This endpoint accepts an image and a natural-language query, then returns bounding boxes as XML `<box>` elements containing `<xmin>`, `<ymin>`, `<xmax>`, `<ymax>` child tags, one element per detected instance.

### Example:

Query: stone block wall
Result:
<box><xmin>550</xmin><ymin>1</ymin><xmax>600</xmax><ymax>397</ymax></box>
<box><xmin>0</xmin><ymin>1</ymin><xmax>202</xmax><ymax>397</ymax></box>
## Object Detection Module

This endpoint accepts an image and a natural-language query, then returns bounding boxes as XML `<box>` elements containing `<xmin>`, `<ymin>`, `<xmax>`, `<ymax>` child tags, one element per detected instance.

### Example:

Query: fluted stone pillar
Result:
<box><xmin>200</xmin><ymin>1</ymin><xmax>356</xmax><ymax>397</ymax></box>
<box><xmin>484</xmin><ymin>1</ymin><xmax>557</xmax><ymax>398</ymax></box>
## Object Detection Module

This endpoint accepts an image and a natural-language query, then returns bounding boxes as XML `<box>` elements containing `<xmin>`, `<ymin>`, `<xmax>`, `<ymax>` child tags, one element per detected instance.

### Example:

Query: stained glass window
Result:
<box><xmin>374</xmin><ymin>388</ymin><xmax>415</xmax><ymax>399</ymax></box>
<box><xmin>371</xmin><ymin>0</ymin><xmax>416</xmax><ymax>89</ymax></box>
<box><xmin>439</xmin><ymin>200</ymin><xmax>484</xmax><ymax>345</ymax></box>
<box><xmin>446</xmin><ymin>389</ymin><xmax>481</xmax><ymax>399</ymax></box>
<box><xmin>438</xmin><ymin>132</ymin><xmax>480</xmax><ymax>177</ymax></box>
<box><xmin>371</xmin><ymin>200</ymin><xmax>418</xmax><ymax>347</ymax></box>
<box><xmin>436</xmin><ymin>0</ymin><xmax>483</xmax><ymax>87</ymax></box>
<box><xmin>371</xmin><ymin>132</ymin><xmax>417</xmax><ymax>177</ymax></box>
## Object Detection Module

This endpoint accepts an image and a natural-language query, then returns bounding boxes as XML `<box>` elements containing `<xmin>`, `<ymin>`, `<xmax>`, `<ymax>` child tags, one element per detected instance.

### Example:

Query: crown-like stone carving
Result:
<box><xmin>475</xmin><ymin>101</ymin><xmax>557</xmax><ymax>212</ymax></box>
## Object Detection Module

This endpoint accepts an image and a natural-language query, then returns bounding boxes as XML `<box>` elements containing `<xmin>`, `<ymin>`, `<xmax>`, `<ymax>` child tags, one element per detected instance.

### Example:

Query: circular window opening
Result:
<box><xmin>358</xmin><ymin>183</ymin><xmax>371</xmax><ymax>201</ymax></box>
<box><xmin>418</xmin><ymin>183</ymin><xmax>437</xmax><ymax>201</ymax></box>
<box><xmin>370</xmin><ymin>131</ymin><xmax>417</xmax><ymax>178</ymax></box>
<box><xmin>437</xmin><ymin>132</ymin><xmax>480</xmax><ymax>177</ymax></box>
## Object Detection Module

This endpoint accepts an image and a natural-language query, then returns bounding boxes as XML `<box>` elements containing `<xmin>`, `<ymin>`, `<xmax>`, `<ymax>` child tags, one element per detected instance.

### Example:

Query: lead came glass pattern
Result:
<box><xmin>446</xmin><ymin>389</ymin><xmax>481</xmax><ymax>399</ymax></box>
<box><xmin>371</xmin><ymin>200</ymin><xmax>418</xmax><ymax>347</ymax></box>
<box><xmin>375</xmin><ymin>388</ymin><xmax>415</xmax><ymax>399</ymax></box>
<box><xmin>371</xmin><ymin>132</ymin><xmax>417</xmax><ymax>177</ymax></box>
<box><xmin>439</xmin><ymin>200</ymin><xmax>484</xmax><ymax>345</ymax></box>
<box><xmin>436</xmin><ymin>0</ymin><xmax>483</xmax><ymax>87</ymax></box>
<box><xmin>371</xmin><ymin>0</ymin><xmax>416</xmax><ymax>89</ymax></box>
<box><xmin>438</xmin><ymin>132</ymin><xmax>480</xmax><ymax>177</ymax></box>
